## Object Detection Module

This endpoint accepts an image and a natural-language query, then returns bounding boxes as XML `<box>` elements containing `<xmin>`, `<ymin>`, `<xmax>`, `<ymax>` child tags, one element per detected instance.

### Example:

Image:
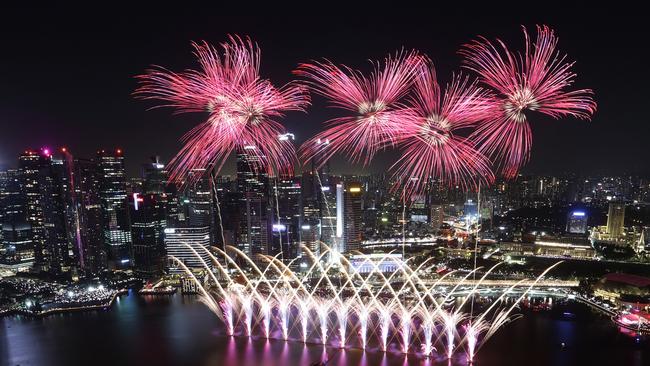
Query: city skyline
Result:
<box><xmin>0</xmin><ymin>8</ymin><xmax>647</xmax><ymax>177</ymax></box>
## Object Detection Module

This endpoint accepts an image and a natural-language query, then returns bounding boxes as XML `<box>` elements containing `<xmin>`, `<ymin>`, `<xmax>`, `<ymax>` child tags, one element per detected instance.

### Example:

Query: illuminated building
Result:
<box><xmin>606</xmin><ymin>202</ymin><xmax>625</xmax><ymax>239</ymax></box>
<box><xmin>349</xmin><ymin>253</ymin><xmax>402</xmax><ymax>273</ymax></box>
<box><xmin>566</xmin><ymin>210</ymin><xmax>588</xmax><ymax>234</ymax></box>
<box><xmin>18</xmin><ymin>150</ymin><xmax>47</xmax><ymax>270</ymax></box>
<box><xmin>300</xmin><ymin>138</ymin><xmax>332</xmax><ymax>258</ymax></box>
<box><xmin>164</xmin><ymin>226</ymin><xmax>211</xmax><ymax>273</ymax></box>
<box><xmin>97</xmin><ymin>149</ymin><xmax>132</xmax><ymax>270</ymax></box>
<box><xmin>74</xmin><ymin>158</ymin><xmax>107</xmax><ymax>275</ymax></box>
<box><xmin>42</xmin><ymin>156</ymin><xmax>75</xmax><ymax>275</ymax></box>
<box><xmin>12</xmin><ymin>149</ymin><xmax>74</xmax><ymax>275</ymax></box>
<box><xmin>131</xmin><ymin>193</ymin><xmax>166</xmax><ymax>278</ymax></box>
<box><xmin>236</xmin><ymin>146</ymin><xmax>270</xmax><ymax>261</ymax></box>
<box><xmin>430</xmin><ymin>204</ymin><xmax>445</xmax><ymax>230</ymax></box>
<box><xmin>186</xmin><ymin>169</ymin><xmax>215</xmax><ymax>242</ymax></box>
<box><xmin>0</xmin><ymin>169</ymin><xmax>35</xmax><ymax>270</ymax></box>
<box><xmin>343</xmin><ymin>182</ymin><xmax>363</xmax><ymax>253</ymax></box>
<box><xmin>271</xmin><ymin>175</ymin><xmax>301</xmax><ymax>261</ymax></box>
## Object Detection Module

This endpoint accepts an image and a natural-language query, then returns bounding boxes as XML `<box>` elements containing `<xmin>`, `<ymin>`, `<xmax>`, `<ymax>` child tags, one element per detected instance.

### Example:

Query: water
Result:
<box><xmin>1</xmin><ymin>291</ymin><xmax>647</xmax><ymax>366</ymax></box>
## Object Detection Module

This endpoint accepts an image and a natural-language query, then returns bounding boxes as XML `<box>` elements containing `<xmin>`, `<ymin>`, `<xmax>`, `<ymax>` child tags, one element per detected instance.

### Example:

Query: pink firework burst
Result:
<box><xmin>135</xmin><ymin>36</ymin><xmax>309</xmax><ymax>182</ymax></box>
<box><xmin>460</xmin><ymin>25</ymin><xmax>596</xmax><ymax>178</ymax></box>
<box><xmin>391</xmin><ymin>61</ymin><xmax>496</xmax><ymax>199</ymax></box>
<box><xmin>294</xmin><ymin>51</ymin><xmax>423</xmax><ymax>167</ymax></box>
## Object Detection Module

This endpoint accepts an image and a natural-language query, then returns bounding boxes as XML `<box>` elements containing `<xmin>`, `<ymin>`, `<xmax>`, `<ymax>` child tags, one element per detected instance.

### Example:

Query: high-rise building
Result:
<box><xmin>0</xmin><ymin>168</ymin><xmax>34</xmax><ymax>270</ymax></box>
<box><xmin>97</xmin><ymin>149</ymin><xmax>132</xmax><ymax>270</ymax></box>
<box><xmin>75</xmin><ymin>158</ymin><xmax>107</xmax><ymax>275</ymax></box>
<box><xmin>343</xmin><ymin>182</ymin><xmax>363</xmax><ymax>253</ymax></box>
<box><xmin>42</xmin><ymin>156</ymin><xmax>75</xmax><ymax>275</ymax></box>
<box><xmin>430</xmin><ymin>204</ymin><xmax>445</xmax><ymax>230</ymax></box>
<box><xmin>142</xmin><ymin>157</ymin><xmax>166</xmax><ymax>195</ymax></box>
<box><xmin>131</xmin><ymin>193</ymin><xmax>166</xmax><ymax>278</ymax></box>
<box><xmin>0</xmin><ymin>170</ymin><xmax>8</xmax><ymax>242</ymax></box>
<box><xmin>606</xmin><ymin>202</ymin><xmax>625</xmax><ymax>238</ymax></box>
<box><xmin>14</xmin><ymin>149</ymin><xmax>74</xmax><ymax>275</ymax></box>
<box><xmin>164</xmin><ymin>226</ymin><xmax>211</xmax><ymax>273</ymax></box>
<box><xmin>271</xmin><ymin>175</ymin><xmax>301</xmax><ymax>261</ymax></box>
<box><xmin>187</xmin><ymin>169</ymin><xmax>215</xmax><ymax>241</ymax></box>
<box><xmin>566</xmin><ymin>210</ymin><xmax>588</xmax><ymax>234</ymax></box>
<box><xmin>236</xmin><ymin>146</ymin><xmax>270</xmax><ymax>260</ymax></box>
<box><xmin>18</xmin><ymin>150</ymin><xmax>47</xmax><ymax>270</ymax></box>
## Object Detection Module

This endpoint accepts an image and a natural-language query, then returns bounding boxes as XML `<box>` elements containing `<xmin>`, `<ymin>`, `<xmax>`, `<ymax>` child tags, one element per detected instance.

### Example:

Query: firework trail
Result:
<box><xmin>135</xmin><ymin>36</ymin><xmax>309</xmax><ymax>182</ymax></box>
<box><xmin>390</xmin><ymin>60</ymin><xmax>495</xmax><ymax>198</ymax></box>
<box><xmin>460</xmin><ymin>25</ymin><xmax>596</xmax><ymax>177</ymax></box>
<box><xmin>294</xmin><ymin>50</ymin><xmax>423</xmax><ymax>167</ymax></box>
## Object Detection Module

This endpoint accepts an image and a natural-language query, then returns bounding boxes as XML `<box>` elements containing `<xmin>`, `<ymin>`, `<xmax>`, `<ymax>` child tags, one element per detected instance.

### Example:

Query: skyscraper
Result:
<box><xmin>271</xmin><ymin>175</ymin><xmax>301</xmax><ymax>261</ymax></box>
<box><xmin>41</xmin><ymin>156</ymin><xmax>75</xmax><ymax>275</ymax></box>
<box><xmin>14</xmin><ymin>149</ymin><xmax>74</xmax><ymax>275</ymax></box>
<box><xmin>606</xmin><ymin>202</ymin><xmax>625</xmax><ymax>239</ymax></box>
<box><xmin>0</xmin><ymin>169</ymin><xmax>34</xmax><ymax>270</ymax></box>
<box><xmin>430</xmin><ymin>204</ymin><xmax>445</xmax><ymax>230</ymax></box>
<box><xmin>236</xmin><ymin>146</ymin><xmax>270</xmax><ymax>261</ymax></box>
<box><xmin>97</xmin><ymin>149</ymin><xmax>132</xmax><ymax>270</ymax></box>
<box><xmin>75</xmin><ymin>158</ymin><xmax>107</xmax><ymax>275</ymax></box>
<box><xmin>18</xmin><ymin>150</ymin><xmax>47</xmax><ymax>270</ymax></box>
<box><xmin>566</xmin><ymin>210</ymin><xmax>588</xmax><ymax>234</ymax></box>
<box><xmin>131</xmin><ymin>192</ymin><xmax>166</xmax><ymax>278</ymax></box>
<box><xmin>187</xmin><ymin>169</ymin><xmax>215</xmax><ymax>241</ymax></box>
<box><xmin>343</xmin><ymin>182</ymin><xmax>363</xmax><ymax>253</ymax></box>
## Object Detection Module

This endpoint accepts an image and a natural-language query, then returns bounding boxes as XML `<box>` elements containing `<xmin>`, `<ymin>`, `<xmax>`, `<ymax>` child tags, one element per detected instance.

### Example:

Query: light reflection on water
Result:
<box><xmin>1</xmin><ymin>292</ymin><xmax>647</xmax><ymax>366</ymax></box>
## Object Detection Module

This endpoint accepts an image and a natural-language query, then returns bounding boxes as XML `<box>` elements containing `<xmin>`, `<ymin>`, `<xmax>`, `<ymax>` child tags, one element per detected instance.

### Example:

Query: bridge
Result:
<box><xmin>421</xmin><ymin>279</ymin><xmax>579</xmax><ymax>288</ymax></box>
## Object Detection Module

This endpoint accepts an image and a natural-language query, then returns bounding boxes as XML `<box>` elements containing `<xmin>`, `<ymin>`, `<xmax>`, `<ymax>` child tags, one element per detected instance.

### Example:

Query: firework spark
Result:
<box><xmin>294</xmin><ymin>51</ymin><xmax>423</xmax><ymax>167</ymax></box>
<box><xmin>460</xmin><ymin>25</ymin><xmax>596</xmax><ymax>177</ymax></box>
<box><xmin>390</xmin><ymin>61</ymin><xmax>495</xmax><ymax>198</ymax></box>
<box><xmin>135</xmin><ymin>36</ymin><xmax>309</xmax><ymax>182</ymax></box>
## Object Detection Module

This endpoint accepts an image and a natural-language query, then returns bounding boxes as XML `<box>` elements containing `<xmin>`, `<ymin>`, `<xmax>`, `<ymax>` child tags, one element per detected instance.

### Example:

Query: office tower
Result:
<box><xmin>271</xmin><ymin>175</ymin><xmax>301</xmax><ymax>261</ymax></box>
<box><xmin>18</xmin><ymin>150</ymin><xmax>47</xmax><ymax>270</ymax></box>
<box><xmin>0</xmin><ymin>170</ymin><xmax>7</xmax><ymax>241</ymax></box>
<box><xmin>164</xmin><ymin>226</ymin><xmax>211</xmax><ymax>273</ymax></box>
<box><xmin>211</xmin><ymin>176</ymin><xmax>238</xmax><ymax>249</ymax></box>
<box><xmin>464</xmin><ymin>199</ymin><xmax>478</xmax><ymax>218</ymax></box>
<box><xmin>187</xmin><ymin>169</ymin><xmax>215</xmax><ymax>241</ymax></box>
<box><xmin>606</xmin><ymin>202</ymin><xmax>625</xmax><ymax>238</ymax></box>
<box><xmin>0</xmin><ymin>169</ymin><xmax>34</xmax><ymax>269</ymax></box>
<box><xmin>16</xmin><ymin>149</ymin><xmax>73</xmax><ymax>275</ymax></box>
<box><xmin>343</xmin><ymin>182</ymin><xmax>363</xmax><ymax>253</ymax></box>
<box><xmin>141</xmin><ymin>157</ymin><xmax>182</xmax><ymax>230</ymax></box>
<box><xmin>316</xmin><ymin>182</ymin><xmax>339</xmax><ymax>252</ymax></box>
<box><xmin>566</xmin><ymin>210</ymin><xmax>588</xmax><ymax>234</ymax></box>
<box><xmin>236</xmin><ymin>146</ymin><xmax>270</xmax><ymax>260</ymax></box>
<box><xmin>430</xmin><ymin>204</ymin><xmax>445</xmax><ymax>230</ymax></box>
<box><xmin>42</xmin><ymin>156</ymin><xmax>75</xmax><ymax>275</ymax></box>
<box><xmin>75</xmin><ymin>158</ymin><xmax>107</xmax><ymax>275</ymax></box>
<box><xmin>131</xmin><ymin>193</ymin><xmax>166</xmax><ymax>278</ymax></box>
<box><xmin>97</xmin><ymin>149</ymin><xmax>132</xmax><ymax>270</ymax></box>
<box><xmin>300</xmin><ymin>172</ymin><xmax>321</xmax><ymax>257</ymax></box>
<box><xmin>142</xmin><ymin>157</ymin><xmax>166</xmax><ymax>195</ymax></box>
<box><xmin>409</xmin><ymin>195</ymin><xmax>429</xmax><ymax>223</ymax></box>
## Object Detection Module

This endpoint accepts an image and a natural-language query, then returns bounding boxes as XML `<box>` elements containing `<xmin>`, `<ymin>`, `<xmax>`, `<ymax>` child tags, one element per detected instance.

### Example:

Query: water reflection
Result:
<box><xmin>1</xmin><ymin>293</ymin><xmax>648</xmax><ymax>366</ymax></box>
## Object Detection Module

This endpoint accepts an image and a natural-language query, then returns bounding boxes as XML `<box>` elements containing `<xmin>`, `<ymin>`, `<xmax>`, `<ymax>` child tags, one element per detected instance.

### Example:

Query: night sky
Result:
<box><xmin>0</xmin><ymin>8</ymin><xmax>646</xmax><ymax>177</ymax></box>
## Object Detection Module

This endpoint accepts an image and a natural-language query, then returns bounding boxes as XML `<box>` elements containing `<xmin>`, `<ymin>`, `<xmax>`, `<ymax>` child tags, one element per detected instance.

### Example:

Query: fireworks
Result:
<box><xmin>172</xmin><ymin>243</ymin><xmax>562</xmax><ymax>359</ymax></box>
<box><xmin>294</xmin><ymin>51</ymin><xmax>423</xmax><ymax>167</ymax></box>
<box><xmin>460</xmin><ymin>25</ymin><xmax>596</xmax><ymax>177</ymax></box>
<box><xmin>135</xmin><ymin>36</ymin><xmax>309</xmax><ymax>182</ymax></box>
<box><xmin>390</xmin><ymin>61</ymin><xmax>496</xmax><ymax>198</ymax></box>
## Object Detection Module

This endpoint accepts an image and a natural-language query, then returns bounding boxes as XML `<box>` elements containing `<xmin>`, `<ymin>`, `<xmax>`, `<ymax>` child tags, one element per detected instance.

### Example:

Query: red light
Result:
<box><xmin>116</xmin><ymin>149</ymin><xmax>122</xmax><ymax>155</ymax></box>
<box><xmin>61</xmin><ymin>147</ymin><xmax>67</xmax><ymax>153</ymax></box>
